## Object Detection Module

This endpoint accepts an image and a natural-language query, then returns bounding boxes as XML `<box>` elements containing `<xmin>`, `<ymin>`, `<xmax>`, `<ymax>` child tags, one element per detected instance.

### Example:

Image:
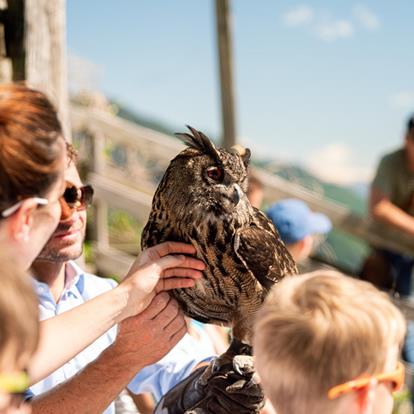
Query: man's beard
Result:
<box><xmin>37</xmin><ymin>245</ymin><xmax>84</xmax><ymax>262</ymax></box>
<box><xmin>36</xmin><ymin>222</ymin><xmax>85</xmax><ymax>262</ymax></box>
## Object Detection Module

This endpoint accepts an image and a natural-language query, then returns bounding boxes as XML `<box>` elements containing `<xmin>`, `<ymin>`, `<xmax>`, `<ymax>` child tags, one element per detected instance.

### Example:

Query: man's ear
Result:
<box><xmin>302</xmin><ymin>235</ymin><xmax>314</xmax><ymax>251</ymax></box>
<box><xmin>7</xmin><ymin>199</ymin><xmax>38</xmax><ymax>241</ymax></box>
<box><xmin>355</xmin><ymin>380</ymin><xmax>377</xmax><ymax>414</ymax></box>
<box><xmin>296</xmin><ymin>235</ymin><xmax>313</xmax><ymax>261</ymax></box>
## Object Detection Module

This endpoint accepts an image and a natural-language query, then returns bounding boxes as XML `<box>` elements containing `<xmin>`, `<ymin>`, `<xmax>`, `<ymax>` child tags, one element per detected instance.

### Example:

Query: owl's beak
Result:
<box><xmin>231</xmin><ymin>184</ymin><xmax>243</xmax><ymax>206</ymax></box>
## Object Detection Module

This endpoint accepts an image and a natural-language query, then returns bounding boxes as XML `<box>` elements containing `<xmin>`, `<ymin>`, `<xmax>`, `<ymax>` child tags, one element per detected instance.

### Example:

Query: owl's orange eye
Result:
<box><xmin>206</xmin><ymin>166</ymin><xmax>224</xmax><ymax>182</ymax></box>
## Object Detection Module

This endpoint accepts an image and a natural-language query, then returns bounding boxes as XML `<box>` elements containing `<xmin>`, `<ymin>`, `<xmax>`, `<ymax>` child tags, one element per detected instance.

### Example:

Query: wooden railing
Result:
<box><xmin>71</xmin><ymin>103</ymin><xmax>414</xmax><ymax>276</ymax></box>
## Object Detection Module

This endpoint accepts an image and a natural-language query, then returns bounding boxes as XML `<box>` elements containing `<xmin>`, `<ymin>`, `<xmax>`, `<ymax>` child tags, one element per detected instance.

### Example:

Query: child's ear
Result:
<box><xmin>8</xmin><ymin>199</ymin><xmax>37</xmax><ymax>241</ymax></box>
<box><xmin>355</xmin><ymin>380</ymin><xmax>377</xmax><ymax>414</ymax></box>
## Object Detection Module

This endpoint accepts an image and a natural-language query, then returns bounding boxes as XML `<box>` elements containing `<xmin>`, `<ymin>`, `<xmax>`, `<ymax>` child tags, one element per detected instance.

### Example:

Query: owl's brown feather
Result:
<box><xmin>142</xmin><ymin>126</ymin><xmax>297</xmax><ymax>344</ymax></box>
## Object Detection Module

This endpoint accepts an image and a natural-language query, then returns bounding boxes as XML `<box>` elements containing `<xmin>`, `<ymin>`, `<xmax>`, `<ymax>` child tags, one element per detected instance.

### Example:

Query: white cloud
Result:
<box><xmin>390</xmin><ymin>91</ymin><xmax>414</xmax><ymax>110</ymax></box>
<box><xmin>282</xmin><ymin>5</ymin><xmax>314</xmax><ymax>27</ymax></box>
<box><xmin>353</xmin><ymin>5</ymin><xmax>380</xmax><ymax>30</ymax></box>
<box><xmin>314</xmin><ymin>20</ymin><xmax>354</xmax><ymax>42</ymax></box>
<box><xmin>306</xmin><ymin>143</ymin><xmax>372</xmax><ymax>185</ymax></box>
<box><xmin>282</xmin><ymin>4</ymin><xmax>380</xmax><ymax>42</ymax></box>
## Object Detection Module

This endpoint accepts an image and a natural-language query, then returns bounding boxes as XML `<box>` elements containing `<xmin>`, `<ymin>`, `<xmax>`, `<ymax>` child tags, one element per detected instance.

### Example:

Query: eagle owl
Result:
<box><xmin>142</xmin><ymin>126</ymin><xmax>297</xmax><ymax>345</ymax></box>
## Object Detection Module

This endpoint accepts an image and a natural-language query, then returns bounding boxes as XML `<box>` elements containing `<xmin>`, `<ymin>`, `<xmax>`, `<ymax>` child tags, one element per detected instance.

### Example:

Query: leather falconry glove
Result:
<box><xmin>154</xmin><ymin>339</ymin><xmax>264</xmax><ymax>414</ymax></box>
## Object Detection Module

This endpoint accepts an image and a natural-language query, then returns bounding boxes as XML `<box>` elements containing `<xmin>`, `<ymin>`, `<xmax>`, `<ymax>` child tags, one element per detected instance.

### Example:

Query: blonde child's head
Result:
<box><xmin>254</xmin><ymin>271</ymin><xmax>406</xmax><ymax>414</ymax></box>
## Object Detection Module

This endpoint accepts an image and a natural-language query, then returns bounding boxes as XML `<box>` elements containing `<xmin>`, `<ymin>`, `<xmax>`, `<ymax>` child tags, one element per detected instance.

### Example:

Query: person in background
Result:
<box><xmin>368</xmin><ymin>115</ymin><xmax>414</xmax><ymax>397</ymax></box>
<box><xmin>266</xmin><ymin>198</ymin><xmax>332</xmax><ymax>271</ymax></box>
<box><xmin>247</xmin><ymin>173</ymin><xmax>265</xmax><ymax>209</ymax></box>
<box><xmin>0</xmin><ymin>258</ymin><xmax>39</xmax><ymax>414</ymax></box>
<box><xmin>254</xmin><ymin>271</ymin><xmax>406</xmax><ymax>414</ymax></box>
<box><xmin>369</xmin><ymin>114</ymin><xmax>414</xmax><ymax>297</ymax></box>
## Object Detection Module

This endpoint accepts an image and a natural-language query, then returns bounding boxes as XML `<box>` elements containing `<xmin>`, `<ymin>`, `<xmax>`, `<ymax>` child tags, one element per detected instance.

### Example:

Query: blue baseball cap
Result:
<box><xmin>266</xmin><ymin>199</ymin><xmax>332</xmax><ymax>245</ymax></box>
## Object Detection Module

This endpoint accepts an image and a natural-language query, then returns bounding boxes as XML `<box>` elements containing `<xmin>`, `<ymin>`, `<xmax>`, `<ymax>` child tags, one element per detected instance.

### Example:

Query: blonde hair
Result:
<box><xmin>0</xmin><ymin>255</ymin><xmax>39</xmax><ymax>368</ymax></box>
<box><xmin>253</xmin><ymin>270</ymin><xmax>406</xmax><ymax>414</ymax></box>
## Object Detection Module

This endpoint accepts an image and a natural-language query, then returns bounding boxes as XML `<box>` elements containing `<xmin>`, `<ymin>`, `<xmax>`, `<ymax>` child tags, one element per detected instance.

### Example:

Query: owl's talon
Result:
<box><xmin>212</xmin><ymin>360</ymin><xmax>221</xmax><ymax>374</ymax></box>
<box><xmin>233</xmin><ymin>354</ymin><xmax>255</xmax><ymax>376</ymax></box>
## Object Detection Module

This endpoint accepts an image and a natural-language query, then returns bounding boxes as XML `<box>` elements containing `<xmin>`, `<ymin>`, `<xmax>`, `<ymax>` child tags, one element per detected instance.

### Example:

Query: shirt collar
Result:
<box><xmin>32</xmin><ymin>260</ymin><xmax>86</xmax><ymax>302</ymax></box>
<box><xmin>65</xmin><ymin>260</ymin><xmax>84</xmax><ymax>291</ymax></box>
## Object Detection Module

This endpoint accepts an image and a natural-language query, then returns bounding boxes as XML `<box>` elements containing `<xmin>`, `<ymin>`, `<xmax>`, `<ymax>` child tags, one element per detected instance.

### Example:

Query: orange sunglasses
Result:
<box><xmin>327</xmin><ymin>361</ymin><xmax>405</xmax><ymax>400</ymax></box>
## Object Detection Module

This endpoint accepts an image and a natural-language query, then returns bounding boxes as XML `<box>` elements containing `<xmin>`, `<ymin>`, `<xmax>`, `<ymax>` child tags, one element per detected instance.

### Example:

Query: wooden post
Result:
<box><xmin>24</xmin><ymin>0</ymin><xmax>70</xmax><ymax>141</ymax></box>
<box><xmin>215</xmin><ymin>0</ymin><xmax>237</xmax><ymax>148</ymax></box>
<box><xmin>0</xmin><ymin>0</ymin><xmax>70</xmax><ymax>141</ymax></box>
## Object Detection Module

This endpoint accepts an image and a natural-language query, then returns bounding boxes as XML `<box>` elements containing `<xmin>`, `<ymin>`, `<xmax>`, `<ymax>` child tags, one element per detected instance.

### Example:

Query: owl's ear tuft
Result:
<box><xmin>231</xmin><ymin>145</ymin><xmax>251</xmax><ymax>167</ymax></box>
<box><xmin>175</xmin><ymin>126</ymin><xmax>221</xmax><ymax>162</ymax></box>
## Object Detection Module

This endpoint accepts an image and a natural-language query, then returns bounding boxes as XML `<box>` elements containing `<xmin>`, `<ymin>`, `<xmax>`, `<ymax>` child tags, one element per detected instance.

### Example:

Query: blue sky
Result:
<box><xmin>67</xmin><ymin>1</ymin><xmax>414</xmax><ymax>185</ymax></box>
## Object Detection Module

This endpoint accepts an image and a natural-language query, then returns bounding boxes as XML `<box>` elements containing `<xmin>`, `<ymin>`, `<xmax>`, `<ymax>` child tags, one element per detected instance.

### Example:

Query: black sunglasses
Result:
<box><xmin>62</xmin><ymin>185</ymin><xmax>94</xmax><ymax>210</ymax></box>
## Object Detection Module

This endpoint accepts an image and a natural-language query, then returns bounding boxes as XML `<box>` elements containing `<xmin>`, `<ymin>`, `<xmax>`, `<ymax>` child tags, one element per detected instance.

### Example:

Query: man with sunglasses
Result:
<box><xmin>25</xmin><ymin>162</ymin><xmax>214</xmax><ymax>414</ymax></box>
<box><xmin>254</xmin><ymin>270</ymin><xmax>407</xmax><ymax>414</ymax></box>
<box><xmin>25</xmin><ymin>161</ymin><xmax>263</xmax><ymax>414</ymax></box>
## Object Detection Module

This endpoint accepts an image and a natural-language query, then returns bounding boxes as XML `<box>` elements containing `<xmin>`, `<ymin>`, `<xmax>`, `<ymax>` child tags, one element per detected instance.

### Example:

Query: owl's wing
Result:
<box><xmin>234</xmin><ymin>208</ymin><xmax>298</xmax><ymax>290</ymax></box>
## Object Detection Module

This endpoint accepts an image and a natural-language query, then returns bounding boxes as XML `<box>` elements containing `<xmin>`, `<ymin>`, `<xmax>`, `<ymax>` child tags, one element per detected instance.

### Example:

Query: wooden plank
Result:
<box><xmin>91</xmin><ymin>129</ymin><xmax>106</xmax><ymax>175</ymax></box>
<box><xmin>71</xmin><ymin>105</ymin><xmax>183</xmax><ymax>161</ymax></box>
<box><xmin>95</xmin><ymin>200</ymin><xmax>109</xmax><ymax>248</ymax></box>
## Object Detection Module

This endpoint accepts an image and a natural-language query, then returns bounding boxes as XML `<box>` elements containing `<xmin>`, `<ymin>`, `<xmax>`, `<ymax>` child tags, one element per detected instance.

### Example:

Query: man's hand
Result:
<box><xmin>155</xmin><ymin>339</ymin><xmax>265</xmax><ymax>414</ymax></box>
<box><xmin>105</xmin><ymin>292</ymin><xmax>187</xmax><ymax>375</ymax></box>
<box><xmin>118</xmin><ymin>242</ymin><xmax>205</xmax><ymax>319</ymax></box>
<box><xmin>31</xmin><ymin>293</ymin><xmax>187</xmax><ymax>414</ymax></box>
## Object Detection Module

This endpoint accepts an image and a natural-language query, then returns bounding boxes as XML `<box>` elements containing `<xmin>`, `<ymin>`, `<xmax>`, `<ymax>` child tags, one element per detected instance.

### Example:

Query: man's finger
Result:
<box><xmin>150</xmin><ymin>242</ymin><xmax>197</xmax><ymax>258</ymax></box>
<box><xmin>163</xmin><ymin>268</ymin><xmax>204</xmax><ymax>279</ymax></box>
<box><xmin>141</xmin><ymin>292</ymin><xmax>171</xmax><ymax>319</ymax></box>
<box><xmin>153</xmin><ymin>299</ymin><xmax>180</xmax><ymax>326</ymax></box>
<box><xmin>157</xmin><ymin>255</ymin><xmax>205</xmax><ymax>272</ymax></box>
<box><xmin>156</xmin><ymin>277</ymin><xmax>197</xmax><ymax>292</ymax></box>
<box><xmin>168</xmin><ymin>324</ymin><xmax>187</xmax><ymax>347</ymax></box>
<box><xmin>164</xmin><ymin>313</ymin><xmax>186</xmax><ymax>338</ymax></box>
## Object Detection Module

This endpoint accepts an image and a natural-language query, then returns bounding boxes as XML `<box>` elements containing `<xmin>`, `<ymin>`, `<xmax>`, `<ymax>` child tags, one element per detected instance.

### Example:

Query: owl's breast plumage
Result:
<box><xmin>165</xmin><ymin>214</ymin><xmax>263</xmax><ymax>324</ymax></box>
